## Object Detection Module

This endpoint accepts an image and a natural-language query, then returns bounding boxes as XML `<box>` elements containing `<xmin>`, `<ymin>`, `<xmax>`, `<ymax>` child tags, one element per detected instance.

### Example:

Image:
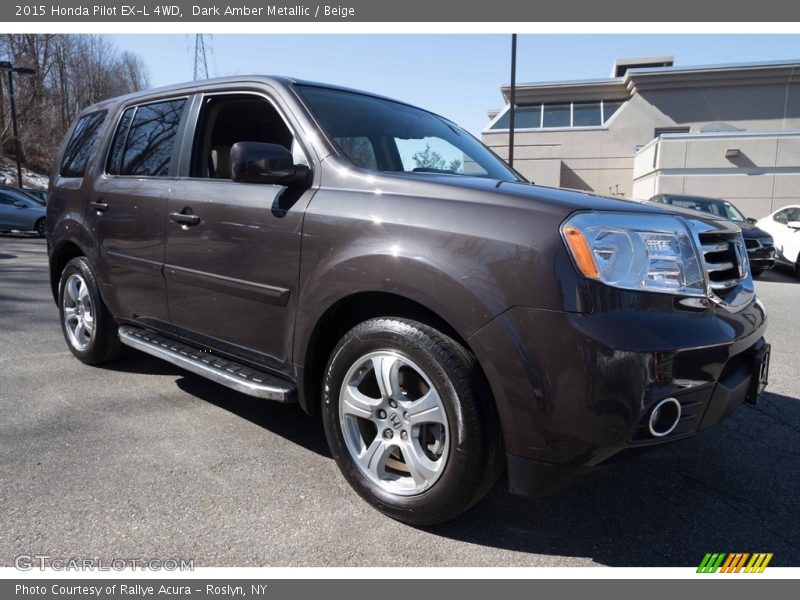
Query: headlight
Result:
<box><xmin>561</xmin><ymin>212</ymin><xmax>706</xmax><ymax>296</ymax></box>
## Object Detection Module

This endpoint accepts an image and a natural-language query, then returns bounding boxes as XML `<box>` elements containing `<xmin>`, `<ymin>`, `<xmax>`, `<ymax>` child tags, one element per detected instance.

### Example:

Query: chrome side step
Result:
<box><xmin>118</xmin><ymin>326</ymin><xmax>296</xmax><ymax>403</ymax></box>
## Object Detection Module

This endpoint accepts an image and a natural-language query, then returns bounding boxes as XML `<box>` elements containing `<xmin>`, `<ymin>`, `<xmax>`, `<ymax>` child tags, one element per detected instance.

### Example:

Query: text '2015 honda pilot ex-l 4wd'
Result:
<box><xmin>48</xmin><ymin>77</ymin><xmax>770</xmax><ymax>525</ymax></box>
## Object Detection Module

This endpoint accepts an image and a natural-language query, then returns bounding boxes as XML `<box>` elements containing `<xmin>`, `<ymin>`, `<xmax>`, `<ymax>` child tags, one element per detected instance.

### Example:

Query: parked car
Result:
<box><xmin>650</xmin><ymin>194</ymin><xmax>775</xmax><ymax>276</ymax></box>
<box><xmin>48</xmin><ymin>77</ymin><xmax>770</xmax><ymax>525</ymax></box>
<box><xmin>23</xmin><ymin>188</ymin><xmax>48</xmax><ymax>205</ymax></box>
<box><xmin>756</xmin><ymin>205</ymin><xmax>800</xmax><ymax>278</ymax></box>
<box><xmin>0</xmin><ymin>186</ymin><xmax>46</xmax><ymax>236</ymax></box>
<box><xmin>0</xmin><ymin>184</ymin><xmax>48</xmax><ymax>206</ymax></box>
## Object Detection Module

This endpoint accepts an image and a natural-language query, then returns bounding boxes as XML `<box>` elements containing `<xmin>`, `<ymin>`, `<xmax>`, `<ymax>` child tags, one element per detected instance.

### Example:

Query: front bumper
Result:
<box><xmin>747</xmin><ymin>244</ymin><xmax>775</xmax><ymax>271</ymax></box>
<box><xmin>468</xmin><ymin>292</ymin><xmax>768</xmax><ymax>496</ymax></box>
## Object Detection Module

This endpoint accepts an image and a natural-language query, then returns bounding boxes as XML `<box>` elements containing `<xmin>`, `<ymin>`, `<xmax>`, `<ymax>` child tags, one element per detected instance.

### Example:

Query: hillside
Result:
<box><xmin>0</xmin><ymin>155</ymin><xmax>49</xmax><ymax>190</ymax></box>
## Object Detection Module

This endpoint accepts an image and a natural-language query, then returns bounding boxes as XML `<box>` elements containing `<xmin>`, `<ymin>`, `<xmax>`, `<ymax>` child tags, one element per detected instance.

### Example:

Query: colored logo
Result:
<box><xmin>697</xmin><ymin>553</ymin><xmax>773</xmax><ymax>573</ymax></box>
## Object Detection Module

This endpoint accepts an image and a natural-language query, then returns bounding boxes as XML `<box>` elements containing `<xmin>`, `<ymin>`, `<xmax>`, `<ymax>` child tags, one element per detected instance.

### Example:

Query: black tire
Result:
<box><xmin>322</xmin><ymin>317</ymin><xmax>503</xmax><ymax>526</ymax></box>
<box><xmin>751</xmin><ymin>267</ymin><xmax>763</xmax><ymax>278</ymax></box>
<box><xmin>58</xmin><ymin>256</ymin><xmax>123</xmax><ymax>365</ymax></box>
<box><xmin>34</xmin><ymin>218</ymin><xmax>46</xmax><ymax>238</ymax></box>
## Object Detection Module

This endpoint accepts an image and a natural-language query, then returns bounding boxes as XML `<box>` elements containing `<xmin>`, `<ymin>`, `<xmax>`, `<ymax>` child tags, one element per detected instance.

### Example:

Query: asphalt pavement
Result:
<box><xmin>1</xmin><ymin>234</ymin><xmax>798</xmax><ymax>567</ymax></box>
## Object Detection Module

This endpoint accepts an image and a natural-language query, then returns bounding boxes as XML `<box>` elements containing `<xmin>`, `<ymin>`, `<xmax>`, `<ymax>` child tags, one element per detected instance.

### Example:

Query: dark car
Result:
<box><xmin>650</xmin><ymin>193</ymin><xmax>775</xmax><ymax>276</ymax></box>
<box><xmin>0</xmin><ymin>186</ymin><xmax>47</xmax><ymax>236</ymax></box>
<box><xmin>47</xmin><ymin>77</ymin><xmax>769</xmax><ymax>525</ymax></box>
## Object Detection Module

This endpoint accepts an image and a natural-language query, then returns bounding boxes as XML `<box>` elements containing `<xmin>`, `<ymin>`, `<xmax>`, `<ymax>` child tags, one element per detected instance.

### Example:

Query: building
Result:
<box><xmin>481</xmin><ymin>57</ymin><xmax>800</xmax><ymax>217</ymax></box>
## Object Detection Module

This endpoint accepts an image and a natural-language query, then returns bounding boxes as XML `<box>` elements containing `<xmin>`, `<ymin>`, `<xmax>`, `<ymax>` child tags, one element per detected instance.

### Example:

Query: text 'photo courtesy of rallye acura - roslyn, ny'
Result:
<box><xmin>46</xmin><ymin>76</ymin><xmax>770</xmax><ymax>526</ymax></box>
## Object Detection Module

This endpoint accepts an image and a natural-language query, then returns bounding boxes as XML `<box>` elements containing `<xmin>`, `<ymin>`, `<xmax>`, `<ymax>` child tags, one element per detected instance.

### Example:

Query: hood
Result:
<box><xmin>321</xmin><ymin>162</ymin><xmax>737</xmax><ymax>232</ymax></box>
<box><xmin>385</xmin><ymin>172</ymin><xmax>734</xmax><ymax>228</ymax></box>
<box><xmin>363</xmin><ymin>170</ymin><xmax>685</xmax><ymax>215</ymax></box>
<box><xmin>738</xmin><ymin>221</ymin><xmax>773</xmax><ymax>238</ymax></box>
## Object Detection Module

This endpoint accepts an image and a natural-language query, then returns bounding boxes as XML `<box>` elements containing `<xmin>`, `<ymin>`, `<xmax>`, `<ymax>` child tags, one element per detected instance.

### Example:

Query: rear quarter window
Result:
<box><xmin>59</xmin><ymin>111</ymin><xmax>107</xmax><ymax>178</ymax></box>
<box><xmin>106</xmin><ymin>98</ymin><xmax>187</xmax><ymax>177</ymax></box>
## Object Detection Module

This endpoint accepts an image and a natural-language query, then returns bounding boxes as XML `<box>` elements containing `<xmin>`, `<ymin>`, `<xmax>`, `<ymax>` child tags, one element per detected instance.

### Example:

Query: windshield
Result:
<box><xmin>296</xmin><ymin>85</ymin><xmax>520</xmax><ymax>182</ymax></box>
<box><xmin>720</xmin><ymin>201</ymin><xmax>746</xmax><ymax>222</ymax></box>
<box><xmin>664</xmin><ymin>196</ymin><xmax>747</xmax><ymax>222</ymax></box>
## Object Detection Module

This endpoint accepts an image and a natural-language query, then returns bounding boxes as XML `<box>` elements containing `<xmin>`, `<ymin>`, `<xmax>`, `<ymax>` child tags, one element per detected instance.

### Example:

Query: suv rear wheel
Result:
<box><xmin>322</xmin><ymin>317</ymin><xmax>503</xmax><ymax>525</ymax></box>
<box><xmin>58</xmin><ymin>257</ymin><xmax>122</xmax><ymax>364</ymax></box>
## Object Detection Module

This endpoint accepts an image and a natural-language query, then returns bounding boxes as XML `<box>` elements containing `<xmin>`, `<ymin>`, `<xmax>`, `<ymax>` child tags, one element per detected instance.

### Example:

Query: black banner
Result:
<box><xmin>3</xmin><ymin>0</ymin><xmax>800</xmax><ymax>22</ymax></box>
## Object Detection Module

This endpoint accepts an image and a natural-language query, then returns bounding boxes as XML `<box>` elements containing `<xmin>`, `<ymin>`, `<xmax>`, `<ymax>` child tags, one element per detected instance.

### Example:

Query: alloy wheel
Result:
<box><xmin>338</xmin><ymin>350</ymin><xmax>450</xmax><ymax>496</ymax></box>
<box><xmin>62</xmin><ymin>273</ymin><xmax>94</xmax><ymax>350</ymax></box>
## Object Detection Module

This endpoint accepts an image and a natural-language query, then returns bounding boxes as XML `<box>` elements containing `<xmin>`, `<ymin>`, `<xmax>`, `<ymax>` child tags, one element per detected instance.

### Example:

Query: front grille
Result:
<box><xmin>698</xmin><ymin>231</ymin><xmax>745</xmax><ymax>293</ymax></box>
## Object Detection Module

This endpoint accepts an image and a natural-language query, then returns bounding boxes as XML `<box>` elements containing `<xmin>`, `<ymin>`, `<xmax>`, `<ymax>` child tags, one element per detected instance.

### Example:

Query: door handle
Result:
<box><xmin>169</xmin><ymin>211</ymin><xmax>201</xmax><ymax>226</ymax></box>
<box><xmin>89</xmin><ymin>200</ymin><xmax>108</xmax><ymax>212</ymax></box>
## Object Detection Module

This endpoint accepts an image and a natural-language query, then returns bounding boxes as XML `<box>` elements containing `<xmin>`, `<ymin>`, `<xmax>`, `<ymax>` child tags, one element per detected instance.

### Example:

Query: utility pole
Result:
<box><xmin>193</xmin><ymin>34</ymin><xmax>210</xmax><ymax>81</ymax></box>
<box><xmin>0</xmin><ymin>61</ymin><xmax>36</xmax><ymax>188</ymax></box>
<box><xmin>508</xmin><ymin>34</ymin><xmax>517</xmax><ymax>169</ymax></box>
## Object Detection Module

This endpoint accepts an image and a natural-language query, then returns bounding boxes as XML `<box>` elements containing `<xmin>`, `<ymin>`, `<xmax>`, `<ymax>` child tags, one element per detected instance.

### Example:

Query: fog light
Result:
<box><xmin>648</xmin><ymin>397</ymin><xmax>682</xmax><ymax>437</ymax></box>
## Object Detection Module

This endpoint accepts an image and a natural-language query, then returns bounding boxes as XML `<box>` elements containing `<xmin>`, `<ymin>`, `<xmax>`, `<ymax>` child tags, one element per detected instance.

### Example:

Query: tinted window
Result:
<box><xmin>490</xmin><ymin>105</ymin><xmax>541</xmax><ymax>129</ymax></box>
<box><xmin>190</xmin><ymin>96</ymin><xmax>294</xmax><ymax>179</ymax></box>
<box><xmin>670</xmin><ymin>198</ymin><xmax>702</xmax><ymax>211</ymax></box>
<box><xmin>107</xmin><ymin>108</ymin><xmax>135</xmax><ymax>175</ymax></box>
<box><xmin>542</xmin><ymin>103</ymin><xmax>570</xmax><ymax>128</ymax></box>
<box><xmin>334</xmin><ymin>136</ymin><xmax>377</xmax><ymax>170</ymax></box>
<box><xmin>298</xmin><ymin>85</ymin><xmax>518</xmax><ymax>181</ymax></box>
<box><xmin>603</xmin><ymin>101</ymin><xmax>623</xmax><ymax>123</ymax></box>
<box><xmin>572</xmin><ymin>102</ymin><xmax>601</xmax><ymax>127</ymax></box>
<box><xmin>395</xmin><ymin>137</ymin><xmax>468</xmax><ymax>174</ymax></box>
<box><xmin>112</xmin><ymin>99</ymin><xmax>186</xmax><ymax>177</ymax></box>
<box><xmin>720</xmin><ymin>202</ymin><xmax>745</xmax><ymax>222</ymax></box>
<box><xmin>60</xmin><ymin>111</ymin><xmax>106</xmax><ymax>177</ymax></box>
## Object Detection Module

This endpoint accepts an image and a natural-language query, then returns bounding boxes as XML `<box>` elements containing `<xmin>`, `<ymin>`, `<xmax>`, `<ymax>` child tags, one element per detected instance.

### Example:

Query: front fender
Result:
<box><xmin>293</xmin><ymin>250</ymin><xmax>495</xmax><ymax>367</ymax></box>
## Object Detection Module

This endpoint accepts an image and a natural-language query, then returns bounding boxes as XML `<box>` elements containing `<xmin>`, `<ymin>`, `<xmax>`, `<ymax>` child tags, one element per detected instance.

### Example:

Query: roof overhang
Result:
<box><xmin>625</xmin><ymin>61</ymin><xmax>800</xmax><ymax>93</ymax></box>
<box><xmin>500</xmin><ymin>78</ymin><xmax>629</xmax><ymax>104</ymax></box>
<box><xmin>500</xmin><ymin>59</ymin><xmax>800</xmax><ymax>105</ymax></box>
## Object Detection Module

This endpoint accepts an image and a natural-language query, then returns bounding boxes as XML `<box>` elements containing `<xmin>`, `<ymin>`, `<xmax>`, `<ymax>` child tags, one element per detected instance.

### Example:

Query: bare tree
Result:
<box><xmin>0</xmin><ymin>34</ymin><xmax>150</xmax><ymax>174</ymax></box>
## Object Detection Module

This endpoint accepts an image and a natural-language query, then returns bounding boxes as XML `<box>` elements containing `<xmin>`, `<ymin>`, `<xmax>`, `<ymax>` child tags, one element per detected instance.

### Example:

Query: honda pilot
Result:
<box><xmin>48</xmin><ymin>77</ymin><xmax>770</xmax><ymax>525</ymax></box>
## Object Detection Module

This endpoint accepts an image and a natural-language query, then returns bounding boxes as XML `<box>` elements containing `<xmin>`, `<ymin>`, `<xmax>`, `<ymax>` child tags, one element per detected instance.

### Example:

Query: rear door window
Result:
<box><xmin>60</xmin><ymin>111</ymin><xmax>107</xmax><ymax>177</ymax></box>
<box><xmin>107</xmin><ymin>98</ymin><xmax>187</xmax><ymax>177</ymax></box>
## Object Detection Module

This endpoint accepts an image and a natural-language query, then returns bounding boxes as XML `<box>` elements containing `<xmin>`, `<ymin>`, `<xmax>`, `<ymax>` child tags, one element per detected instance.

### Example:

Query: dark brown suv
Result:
<box><xmin>48</xmin><ymin>77</ymin><xmax>770</xmax><ymax>525</ymax></box>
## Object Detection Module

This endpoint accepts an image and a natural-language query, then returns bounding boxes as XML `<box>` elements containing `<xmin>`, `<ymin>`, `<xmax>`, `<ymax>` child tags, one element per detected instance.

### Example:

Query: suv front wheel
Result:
<box><xmin>58</xmin><ymin>257</ymin><xmax>122</xmax><ymax>365</ymax></box>
<box><xmin>322</xmin><ymin>317</ymin><xmax>502</xmax><ymax>525</ymax></box>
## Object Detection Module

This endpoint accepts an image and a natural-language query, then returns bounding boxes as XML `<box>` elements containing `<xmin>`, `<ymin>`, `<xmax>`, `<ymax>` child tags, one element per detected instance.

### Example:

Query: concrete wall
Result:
<box><xmin>482</xmin><ymin>77</ymin><xmax>800</xmax><ymax>205</ymax></box>
<box><xmin>632</xmin><ymin>132</ymin><xmax>800</xmax><ymax>218</ymax></box>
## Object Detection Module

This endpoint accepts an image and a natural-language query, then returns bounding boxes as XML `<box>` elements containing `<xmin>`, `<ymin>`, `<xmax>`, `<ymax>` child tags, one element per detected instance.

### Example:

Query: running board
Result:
<box><xmin>118</xmin><ymin>326</ymin><xmax>296</xmax><ymax>403</ymax></box>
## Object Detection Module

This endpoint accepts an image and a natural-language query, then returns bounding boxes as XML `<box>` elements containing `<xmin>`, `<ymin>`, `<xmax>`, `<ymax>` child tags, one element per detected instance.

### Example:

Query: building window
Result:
<box><xmin>489</xmin><ymin>99</ymin><xmax>624</xmax><ymax>130</ymax></box>
<box><xmin>542</xmin><ymin>103</ymin><xmax>571</xmax><ymax>128</ymax></box>
<box><xmin>654</xmin><ymin>126</ymin><xmax>690</xmax><ymax>137</ymax></box>
<box><xmin>572</xmin><ymin>102</ymin><xmax>601</xmax><ymax>127</ymax></box>
<box><xmin>490</xmin><ymin>105</ymin><xmax>541</xmax><ymax>129</ymax></box>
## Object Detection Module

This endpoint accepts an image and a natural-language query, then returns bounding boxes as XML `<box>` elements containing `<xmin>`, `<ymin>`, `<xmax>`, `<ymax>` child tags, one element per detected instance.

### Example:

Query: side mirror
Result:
<box><xmin>745</xmin><ymin>217</ymin><xmax>757</xmax><ymax>224</ymax></box>
<box><xmin>230</xmin><ymin>141</ymin><xmax>309</xmax><ymax>185</ymax></box>
<box><xmin>787</xmin><ymin>221</ymin><xmax>800</xmax><ymax>230</ymax></box>
<box><xmin>13</xmin><ymin>201</ymin><xmax>26</xmax><ymax>208</ymax></box>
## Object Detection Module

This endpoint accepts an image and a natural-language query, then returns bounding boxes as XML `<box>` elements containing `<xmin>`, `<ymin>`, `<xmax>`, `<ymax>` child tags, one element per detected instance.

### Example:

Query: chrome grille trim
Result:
<box><xmin>696</xmin><ymin>228</ymin><xmax>747</xmax><ymax>296</ymax></box>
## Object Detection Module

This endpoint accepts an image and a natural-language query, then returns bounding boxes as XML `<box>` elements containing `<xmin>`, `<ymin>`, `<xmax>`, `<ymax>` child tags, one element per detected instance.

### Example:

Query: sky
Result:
<box><xmin>109</xmin><ymin>34</ymin><xmax>800</xmax><ymax>135</ymax></box>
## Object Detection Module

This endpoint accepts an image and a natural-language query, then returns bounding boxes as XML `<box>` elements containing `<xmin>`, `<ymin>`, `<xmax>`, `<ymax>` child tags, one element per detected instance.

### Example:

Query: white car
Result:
<box><xmin>756</xmin><ymin>205</ymin><xmax>800</xmax><ymax>278</ymax></box>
